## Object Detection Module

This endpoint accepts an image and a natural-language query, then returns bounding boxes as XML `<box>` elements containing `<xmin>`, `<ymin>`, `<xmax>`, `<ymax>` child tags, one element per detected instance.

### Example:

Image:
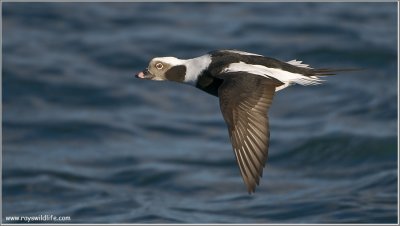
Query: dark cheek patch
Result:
<box><xmin>165</xmin><ymin>65</ymin><xmax>186</xmax><ymax>82</ymax></box>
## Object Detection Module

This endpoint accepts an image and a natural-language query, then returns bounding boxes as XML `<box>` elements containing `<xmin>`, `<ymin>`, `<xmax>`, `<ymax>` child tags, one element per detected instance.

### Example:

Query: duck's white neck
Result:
<box><xmin>182</xmin><ymin>54</ymin><xmax>212</xmax><ymax>85</ymax></box>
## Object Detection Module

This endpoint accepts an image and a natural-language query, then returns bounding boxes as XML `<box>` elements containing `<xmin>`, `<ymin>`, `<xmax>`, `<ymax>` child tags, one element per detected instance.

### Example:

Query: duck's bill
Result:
<box><xmin>135</xmin><ymin>69</ymin><xmax>155</xmax><ymax>80</ymax></box>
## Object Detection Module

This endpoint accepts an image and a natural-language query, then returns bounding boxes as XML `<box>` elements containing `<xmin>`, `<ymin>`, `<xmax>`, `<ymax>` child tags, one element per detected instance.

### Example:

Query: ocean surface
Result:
<box><xmin>2</xmin><ymin>2</ymin><xmax>398</xmax><ymax>224</ymax></box>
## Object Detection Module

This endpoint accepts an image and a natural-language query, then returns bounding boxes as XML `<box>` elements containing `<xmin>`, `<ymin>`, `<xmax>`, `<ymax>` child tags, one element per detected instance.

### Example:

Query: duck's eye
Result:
<box><xmin>155</xmin><ymin>63</ymin><xmax>163</xmax><ymax>70</ymax></box>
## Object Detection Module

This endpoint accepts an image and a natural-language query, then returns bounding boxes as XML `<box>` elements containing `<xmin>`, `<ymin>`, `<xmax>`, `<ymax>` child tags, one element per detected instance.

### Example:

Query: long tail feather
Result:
<box><xmin>312</xmin><ymin>68</ymin><xmax>363</xmax><ymax>76</ymax></box>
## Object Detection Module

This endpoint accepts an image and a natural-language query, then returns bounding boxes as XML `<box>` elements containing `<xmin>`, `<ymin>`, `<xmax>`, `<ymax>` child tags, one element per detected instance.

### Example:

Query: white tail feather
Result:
<box><xmin>287</xmin><ymin>59</ymin><xmax>313</xmax><ymax>69</ymax></box>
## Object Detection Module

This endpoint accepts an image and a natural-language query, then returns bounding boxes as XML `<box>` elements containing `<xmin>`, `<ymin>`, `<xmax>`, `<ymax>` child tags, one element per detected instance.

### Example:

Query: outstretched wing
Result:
<box><xmin>217</xmin><ymin>72</ymin><xmax>279</xmax><ymax>193</ymax></box>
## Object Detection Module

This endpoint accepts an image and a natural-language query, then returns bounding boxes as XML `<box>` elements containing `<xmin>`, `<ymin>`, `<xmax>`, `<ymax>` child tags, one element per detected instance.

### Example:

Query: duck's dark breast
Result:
<box><xmin>195</xmin><ymin>72</ymin><xmax>224</xmax><ymax>97</ymax></box>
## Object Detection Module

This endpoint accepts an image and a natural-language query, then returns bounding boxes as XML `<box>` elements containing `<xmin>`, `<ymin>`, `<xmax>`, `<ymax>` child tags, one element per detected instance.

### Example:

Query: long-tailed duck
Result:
<box><xmin>135</xmin><ymin>49</ymin><xmax>352</xmax><ymax>193</ymax></box>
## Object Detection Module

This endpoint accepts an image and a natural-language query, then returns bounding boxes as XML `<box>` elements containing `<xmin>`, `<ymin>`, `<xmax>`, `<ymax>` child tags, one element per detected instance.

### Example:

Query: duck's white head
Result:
<box><xmin>135</xmin><ymin>57</ymin><xmax>187</xmax><ymax>82</ymax></box>
<box><xmin>135</xmin><ymin>55</ymin><xmax>212</xmax><ymax>85</ymax></box>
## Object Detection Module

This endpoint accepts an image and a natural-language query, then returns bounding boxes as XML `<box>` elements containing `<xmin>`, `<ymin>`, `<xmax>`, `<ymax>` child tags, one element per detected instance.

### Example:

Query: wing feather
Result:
<box><xmin>218</xmin><ymin>72</ymin><xmax>277</xmax><ymax>193</ymax></box>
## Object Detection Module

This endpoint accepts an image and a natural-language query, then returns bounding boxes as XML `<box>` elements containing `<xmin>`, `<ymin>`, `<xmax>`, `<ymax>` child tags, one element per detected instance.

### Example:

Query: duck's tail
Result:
<box><xmin>312</xmin><ymin>68</ymin><xmax>364</xmax><ymax>76</ymax></box>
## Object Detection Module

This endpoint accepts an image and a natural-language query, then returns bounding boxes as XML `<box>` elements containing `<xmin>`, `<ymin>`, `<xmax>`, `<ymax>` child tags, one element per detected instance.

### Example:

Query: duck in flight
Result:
<box><xmin>135</xmin><ymin>49</ymin><xmax>351</xmax><ymax>193</ymax></box>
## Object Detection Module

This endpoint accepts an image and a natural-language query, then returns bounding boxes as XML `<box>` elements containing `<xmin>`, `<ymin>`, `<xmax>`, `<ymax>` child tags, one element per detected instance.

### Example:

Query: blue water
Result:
<box><xmin>2</xmin><ymin>2</ymin><xmax>398</xmax><ymax>224</ymax></box>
